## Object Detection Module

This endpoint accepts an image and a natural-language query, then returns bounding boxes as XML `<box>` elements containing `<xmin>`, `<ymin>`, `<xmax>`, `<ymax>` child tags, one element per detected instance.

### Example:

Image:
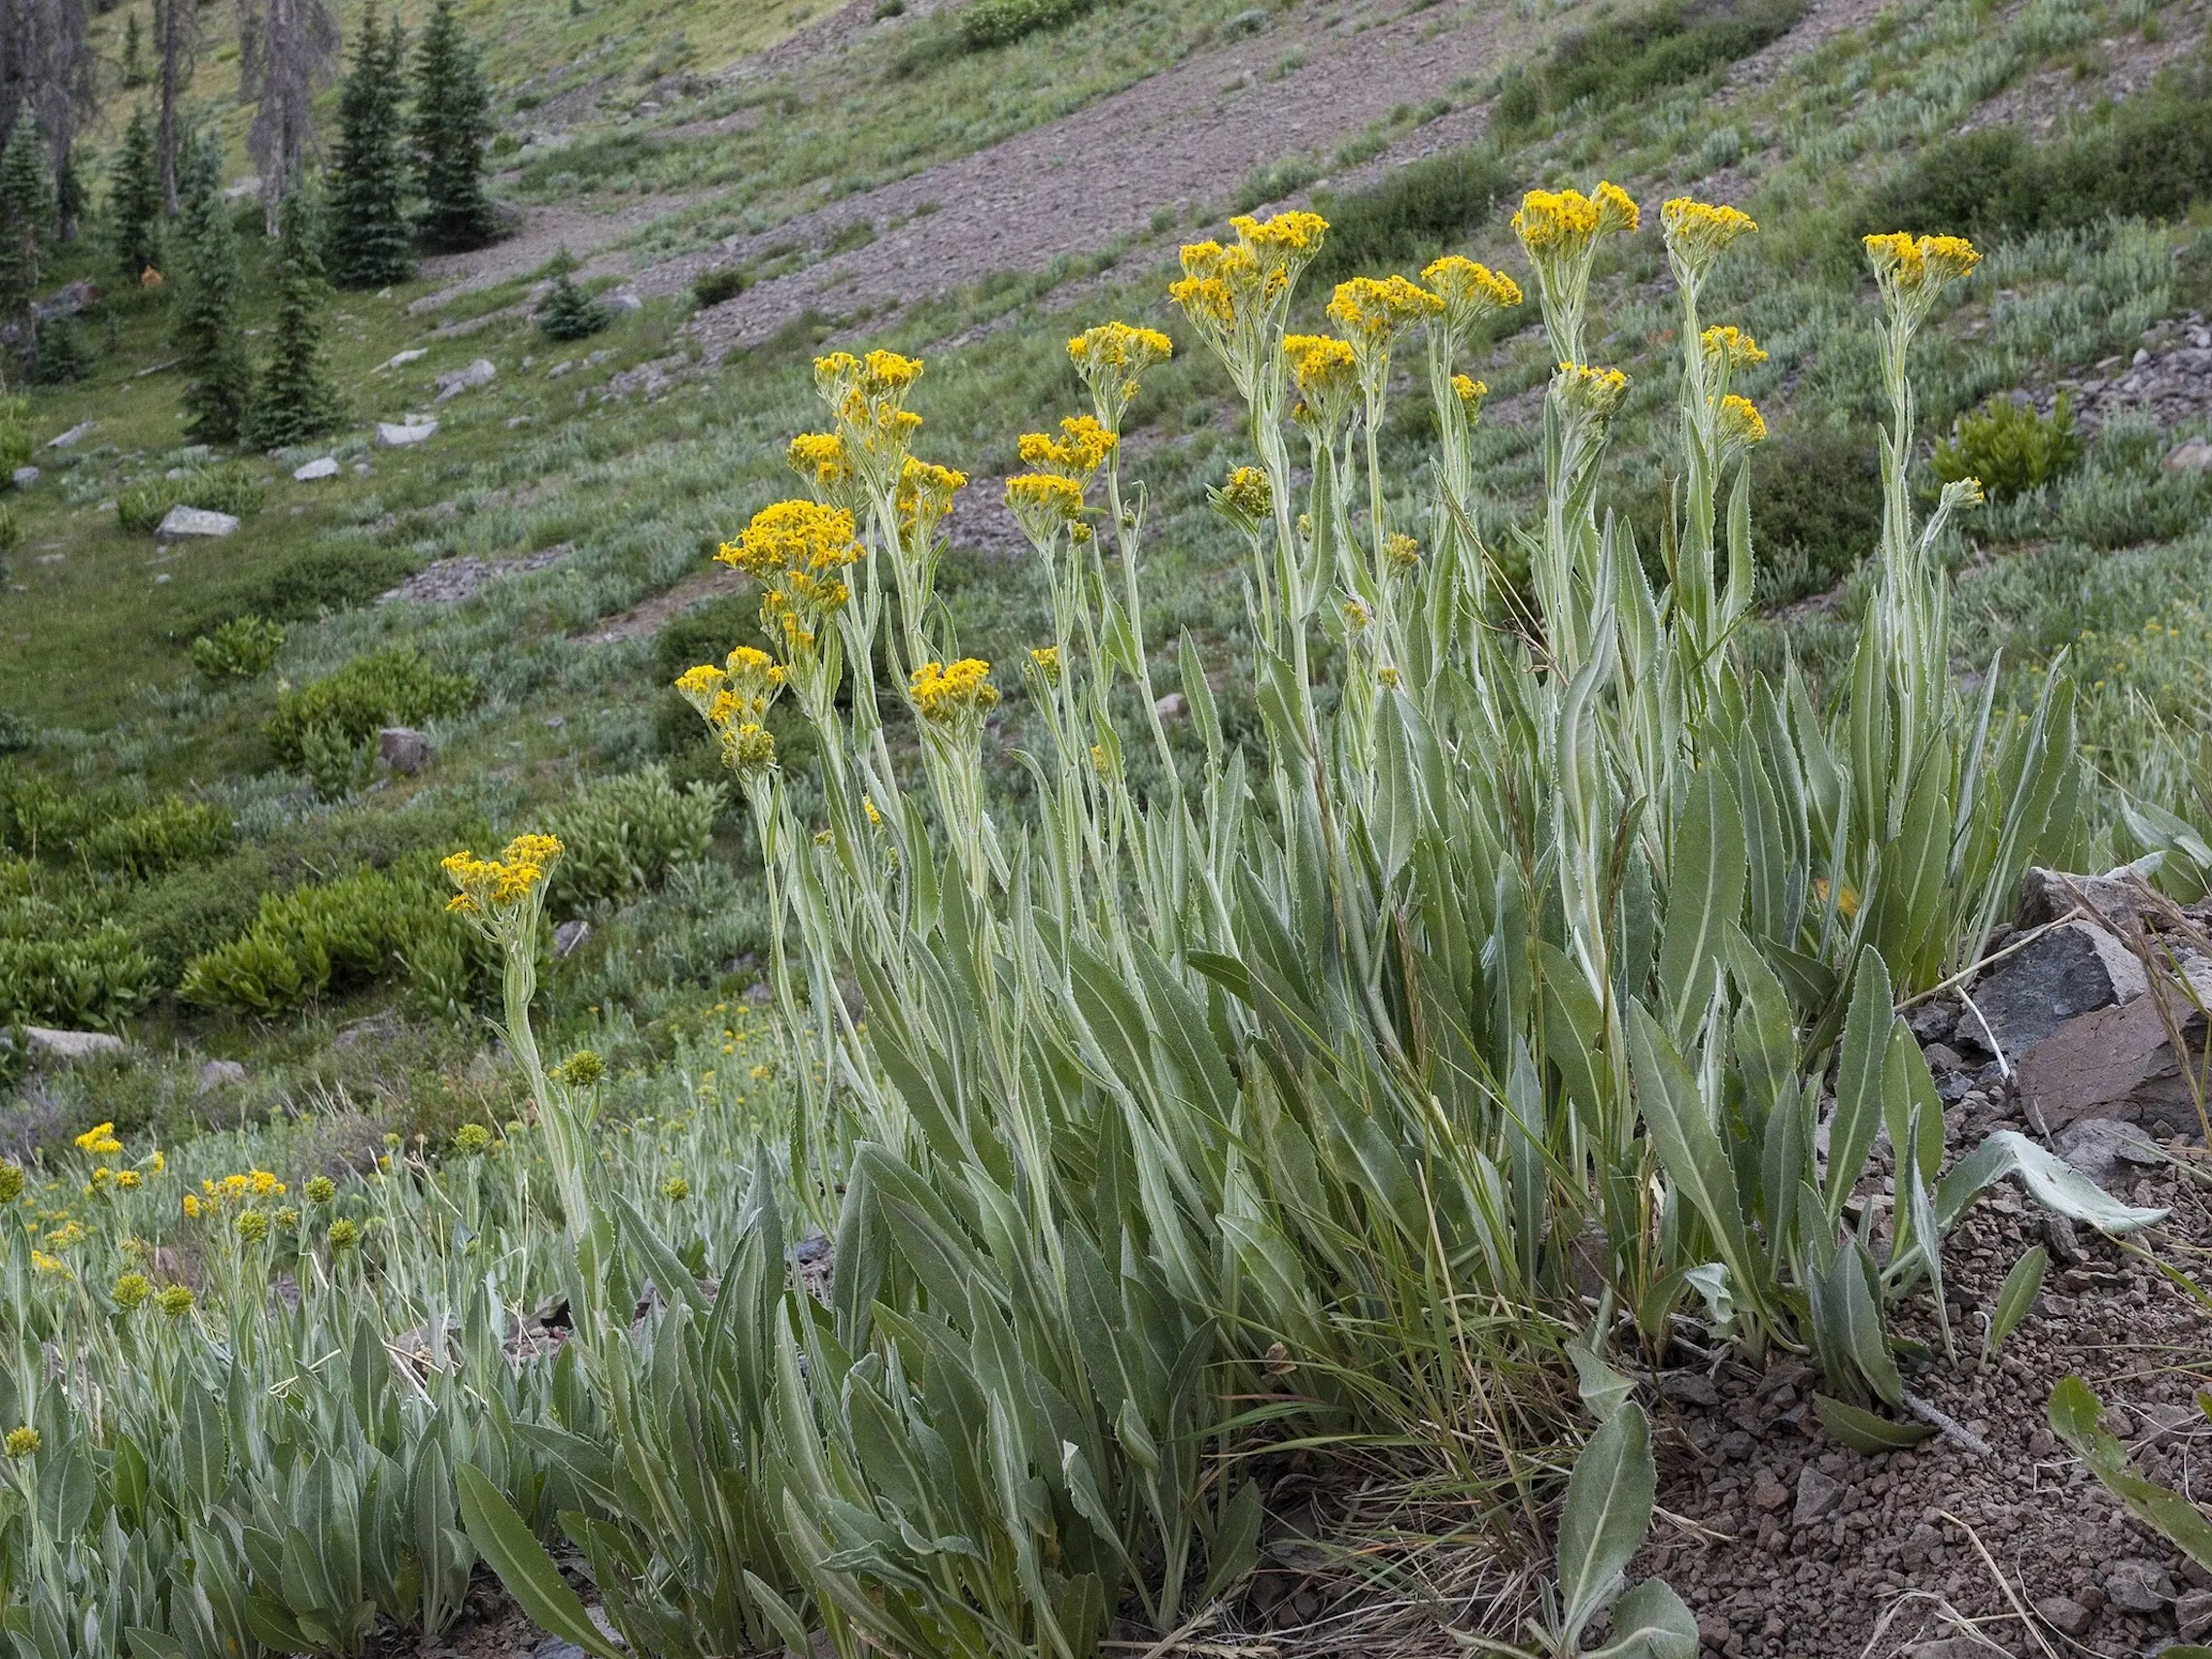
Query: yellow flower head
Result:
<box><xmin>786</xmin><ymin>432</ymin><xmax>852</xmax><ymax>493</ymax></box>
<box><xmin>1327</xmin><ymin>275</ymin><xmax>1445</xmax><ymax>364</ymax></box>
<box><xmin>1863</xmin><ymin>232</ymin><xmax>1981</xmax><ymax>322</ymax></box>
<box><xmin>663</xmin><ymin>1176</ymin><xmax>691</xmax><ymax>1202</ymax></box>
<box><xmin>1553</xmin><ymin>361</ymin><xmax>1630</xmax><ymax>421</ymax></box>
<box><xmin>235</xmin><ymin>1209</ymin><xmax>269</xmax><ymax>1244</ymax></box>
<box><xmin>1421</xmin><ymin>256</ymin><xmax>1523</xmax><ymax>338</ymax></box>
<box><xmin>1171</xmin><ymin>213</ymin><xmax>1329</xmax><ymax>385</ymax></box>
<box><xmin>813</xmin><ymin>351</ymin><xmax>926</xmax><ymax>486</ymax></box>
<box><xmin>149</xmin><ymin>1151</ymin><xmax>164</xmax><ymax>1174</ymax></box>
<box><xmin>717</xmin><ymin>499</ymin><xmax>861</xmax><ymax>583</ymax></box>
<box><xmin>909</xmin><ymin>658</ymin><xmax>999</xmax><ymax>727</ymax></box>
<box><xmin>156</xmin><ymin>1285</ymin><xmax>193</xmax><ymax>1317</ymax></box>
<box><xmin>1283</xmin><ymin>333</ymin><xmax>1360</xmax><ymax>437</ymax></box>
<box><xmin>1005</xmin><ymin>472</ymin><xmax>1088</xmax><ymax>544</ymax></box>
<box><xmin>1068</xmin><ymin>322</ymin><xmax>1174</xmax><ymax>420</ymax></box>
<box><xmin>4</xmin><ymin>1428</ymin><xmax>38</xmax><ymax>1458</ymax></box>
<box><xmin>1717</xmin><ymin>394</ymin><xmax>1767</xmax><ymax>449</ymax></box>
<box><xmin>113</xmin><ymin>1272</ymin><xmax>153</xmax><ymax>1310</ymax></box>
<box><xmin>1383</xmin><ymin>532</ymin><xmax>1422</xmax><ymax>573</ymax></box>
<box><xmin>328</xmin><ymin>1219</ymin><xmax>361</xmax><ymax>1251</ymax></box>
<box><xmin>1218</xmin><ymin>465</ymin><xmax>1273</xmax><ymax>523</ymax></box>
<box><xmin>442</xmin><ymin>834</ymin><xmax>565</xmax><ymax>927</ymax></box>
<box><xmin>0</xmin><ymin>1162</ymin><xmax>20</xmax><ymax>1204</ymax></box>
<box><xmin>1661</xmin><ymin>196</ymin><xmax>1757</xmax><ymax>280</ymax></box>
<box><xmin>73</xmin><ymin>1122</ymin><xmax>119</xmax><ymax>1153</ymax></box>
<box><xmin>555</xmin><ymin>1049</ymin><xmax>605</xmax><ymax>1087</ymax></box>
<box><xmin>115</xmin><ymin>1169</ymin><xmax>141</xmax><ymax>1190</ymax></box>
<box><xmin>1450</xmin><ymin>374</ymin><xmax>1489</xmax><ymax>419</ymax></box>
<box><xmin>30</xmin><ymin>1251</ymin><xmax>69</xmax><ymax>1279</ymax></box>
<box><xmin>1027</xmin><ymin>644</ymin><xmax>1062</xmax><ymax>688</ymax></box>
<box><xmin>182</xmin><ymin>1192</ymin><xmax>201</xmax><ymax>1219</ymax></box>
<box><xmin>1018</xmin><ymin>414</ymin><xmax>1117</xmax><ymax>482</ymax></box>
<box><xmin>896</xmin><ymin>457</ymin><xmax>969</xmax><ymax>539</ymax></box>
<box><xmin>1700</xmin><ymin>326</ymin><xmax>1768</xmax><ymax>370</ymax></box>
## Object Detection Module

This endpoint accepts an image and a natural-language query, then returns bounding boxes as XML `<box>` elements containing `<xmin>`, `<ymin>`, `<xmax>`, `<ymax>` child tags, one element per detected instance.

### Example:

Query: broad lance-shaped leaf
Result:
<box><xmin>1938</xmin><ymin>1129</ymin><xmax>2168</xmax><ymax>1235</ymax></box>
<box><xmin>1656</xmin><ymin>768</ymin><xmax>1746</xmax><ymax>1044</ymax></box>
<box><xmin>2050</xmin><ymin>1375</ymin><xmax>2212</xmax><ymax>1572</ymax></box>
<box><xmin>1824</xmin><ymin>950</ymin><xmax>1893</xmax><ymax>1229</ymax></box>
<box><xmin>1627</xmin><ymin>1002</ymin><xmax>1763</xmax><ymax>1320</ymax></box>
<box><xmin>1556</xmin><ymin>1400</ymin><xmax>1657</xmax><ymax>1644</ymax></box>
<box><xmin>456</xmin><ymin>1464</ymin><xmax>624</xmax><ymax>1659</ymax></box>
<box><xmin>1815</xmin><ymin>1394</ymin><xmax>1934</xmax><ymax>1454</ymax></box>
<box><xmin>1586</xmin><ymin>1577</ymin><xmax>1700</xmax><ymax>1659</ymax></box>
<box><xmin>1985</xmin><ymin>1245</ymin><xmax>2047</xmax><ymax>1359</ymax></box>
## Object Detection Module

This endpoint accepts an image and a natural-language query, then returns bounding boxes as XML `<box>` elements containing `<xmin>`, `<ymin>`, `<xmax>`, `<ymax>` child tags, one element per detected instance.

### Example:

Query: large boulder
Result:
<box><xmin>1966</xmin><ymin>919</ymin><xmax>2148</xmax><ymax>1059</ymax></box>
<box><xmin>377</xmin><ymin>419</ymin><xmax>438</xmax><ymax>447</ymax></box>
<box><xmin>0</xmin><ymin>1027</ymin><xmax>127</xmax><ymax>1063</ymax></box>
<box><xmin>157</xmin><ymin>504</ymin><xmax>239</xmax><ymax>537</ymax></box>
<box><xmin>434</xmin><ymin>358</ymin><xmax>497</xmax><ymax>401</ymax></box>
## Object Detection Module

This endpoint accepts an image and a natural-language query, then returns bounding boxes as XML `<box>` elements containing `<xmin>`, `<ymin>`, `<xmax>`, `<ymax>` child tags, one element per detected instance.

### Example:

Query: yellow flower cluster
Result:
<box><xmin>909</xmin><ymin>658</ymin><xmax>999</xmax><ymax>727</ymax></box>
<box><xmin>1451</xmin><ymin>374</ymin><xmax>1489</xmax><ymax>417</ymax></box>
<box><xmin>896</xmin><ymin>457</ymin><xmax>969</xmax><ymax>539</ymax></box>
<box><xmin>676</xmin><ymin>646</ymin><xmax>787</xmax><ymax>776</ymax></box>
<box><xmin>1006</xmin><ymin>472</ymin><xmax>1088</xmax><ymax>542</ymax></box>
<box><xmin>1067</xmin><ymin>322</ymin><xmax>1173</xmax><ymax>420</ymax></box>
<box><xmin>1327</xmin><ymin>274</ymin><xmax>1444</xmax><ymax>355</ymax></box>
<box><xmin>1221</xmin><ymin>465</ymin><xmax>1272</xmax><ymax>520</ymax></box>
<box><xmin>787</xmin><ymin>432</ymin><xmax>852</xmax><ymax>492</ymax></box>
<box><xmin>1513</xmin><ymin>182</ymin><xmax>1639</xmax><ymax>255</ymax></box>
<box><xmin>1662</xmin><ymin>196</ymin><xmax>1757</xmax><ymax>278</ymax></box>
<box><xmin>1018</xmin><ymin>414</ymin><xmax>1117</xmax><ymax>480</ymax></box>
<box><xmin>1718</xmin><ymin>394</ymin><xmax>1767</xmax><ymax>447</ymax></box>
<box><xmin>1554</xmin><ymin>361</ymin><xmax>1630</xmax><ymax>420</ymax></box>
<box><xmin>30</xmin><ymin>1251</ymin><xmax>68</xmax><ymax>1278</ymax></box>
<box><xmin>1421</xmin><ymin>256</ymin><xmax>1523</xmax><ymax>333</ymax></box>
<box><xmin>442</xmin><ymin>835</ymin><xmax>563</xmax><ymax>922</ymax></box>
<box><xmin>1862</xmin><ymin>231</ymin><xmax>1981</xmax><ymax>294</ymax></box>
<box><xmin>1284</xmin><ymin>333</ymin><xmax>1359</xmax><ymax>434</ymax></box>
<box><xmin>4</xmin><ymin>1428</ymin><xmax>38</xmax><ymax>1457</ymax></box>
<box><xmin>813</xmin><ymin>351</ymin><xmax>926</xmax><ymax>486</ymax></box>
<box><xmin>716</xmin><ymin>499</ymin><xmax>862</xmax><ymax>656</ymax></box>
<box><xmin>1170</xmin><ymin>211</ymin><xmax>1329</xmax><ymax>377</ymax></box>
<box><xmin>1383</xmin><ymin>532</ymin><xmax>1421</xmax><ymax>573</ymax></box>
<box><xmin>74</xmin><ymin>1122</ymin><xmax>122</xmax><ymax>1157</ymax></box>
<box><xmin>112</xmin><ymin>1271</ymin><xmax>152</xmax><ymax>1310</ymax></box>
<box><xmin>1028</xmin><ymin>645</ymin><xmax>1062</xmax><ymax>687</ymax></box>
<box><xmin>1701</xmin><ymin>326</ymin><xmax>1768</xmax><ymax>369</ymax></box>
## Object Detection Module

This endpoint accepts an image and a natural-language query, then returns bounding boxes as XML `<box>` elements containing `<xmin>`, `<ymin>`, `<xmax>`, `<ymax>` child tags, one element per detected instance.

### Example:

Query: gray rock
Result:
<box><xmin>2052</xmin><ymin>1116</ymin><xmax>2164</xmax><ymax>1184</ymax></box>
<box><xmin>156</xmin><ymin>504</ymin><xmax>239</xmax><ymax>537</ymax></box>
<box><xmin>2166</xmin><ymin>437</ymin><xmax>2212</xmax><ymax>473</ymax></box>
<box><xmin>1792</xmin><ymin>1465</ymin><xmax>1842</xmax><ymax>1526</ymax></box>
<box><xmin>10</xmin><ymin>466</ymin><xmax>36</xmax><ymax>488</ymax></box>
<box><xmin>533</xmin><ymin>1642</ymin><xmax>589</xmax><ymax>1659</ymax></box>
<box><xmin>198</xmin><ymin>1059</ymin><xmax>247</xmax><ymax>1091</ymax></box>
<box><xmin>2015</xmin><ymin>865</ymin><xmax>2164</xmax><ymax>930</ymax></box>
<box><xmin>2177</xmin><ymin>1585</ymin><xmax>2212</xmax><ymax>1639</ymax></box>
<box><xmin>2034</xmin><ymin>1594</ymin><xmax>2091</xmax><ymax>1637</ymax></box>
<box><xmin>2104</xmin><ymin>1557</ymin><xmax>2174</xmax><ymax>1612</ymax></box>
<box><xmin>434</xmin><ymin>358</ymin><xmax>498</xmax><ymax>400</ymax></box>
<box><xmin>1902</xmin><ymin>1642</ymin><xmax>1988</xmax><ymax>1659</ymax></box>
<box><xmin>547</xmin><ymin>360</ymin><xmax>575</xmax><ymax>378</ymax></box>
<box><xmin>376</xmin><ymin>420</ymin><xmax>438</xmax><ymax>447</ymax></box>
<box><xmin>1154</xmin><ymin>690</ymin><xmax>1187</xmax><ymax>720</ymax></box>
<box><xmin>552</xmin><ymin>918</ymin><xmax>591</xmax><ymax>958</ymax></box>
<box><xmin>2019</xmin><ymin>961</ymin><xmax>2212</xmax><ymax>1135</ymax></box>
<box><xmin>381</xmin><ymin>347</ymin><xmax>429</xmax><ymax>370</ymax></box>
<box><xmin>47</xmin><ymin>420</ymin><xmax>94</xmax><ymax>448</ymax></box>
<box><xmin>604</xmin><ymin>290</ymin><xmax>642</xmax><ymax>315</ymax></box>
<box><xmin>292</xmin><ymin>456</ymin><xmax>340</xmax><ymax>481</ymax></box>
<box><xmin>2</xmin><ymin>1026</ymin><xmax>127</xmax><ymax>1062</ymax></box>
<box><xmin>1749</xmin><ymin>1469</ymin><xmax>1789</xmax><ymax>1513</ymax></box>
<box><xmin>378</xmin><ymin>726</ymin><xmax>433</xmax><ymax>775</ymax></box>
<box><xmin>1969</xmin><ymin>919</ymin><xmax>2148</xmax><ymax>1060</ymax></box>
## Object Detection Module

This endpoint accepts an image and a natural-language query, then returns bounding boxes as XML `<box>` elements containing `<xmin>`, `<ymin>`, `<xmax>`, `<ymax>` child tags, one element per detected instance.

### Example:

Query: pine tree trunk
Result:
<box><xmin>158</xmin><ymin>0</ymin><xmax>184</xmax><ymax>217</ymax></box>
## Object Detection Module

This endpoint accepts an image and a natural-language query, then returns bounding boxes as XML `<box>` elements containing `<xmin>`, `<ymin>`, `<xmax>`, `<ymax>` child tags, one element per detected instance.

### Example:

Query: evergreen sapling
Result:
<box><xmin>325</xmin><ymin>7</ymin><xmax>413</xmax><ymax>288</ymax></box>
<box><xmin>0</xmin><ymin>116</ymin><xmax>51</xmax><ymax>383</ymax></box>
<box><xmin>175</xmin><ymin>133</ymin><xmax>254</xmax><ymax>443</ymax></box>
<box><xmin>244</xmin><ymin>190</ymin><xmax>341</xmax><ymax>446</ymax></box>
<box><xmin>108</xmin><ymin>103</ymin><xmax>165</xmax><ymax>284</ymax></box>
<box><xmin>535</xmin><ymin>250</ymin><xmax>608</xmax><ymax>342</ymax></box>
<box><xmin>411</xmin><ymin>0</ymin><xmax>498</xmax><ymax>251</ymax></box>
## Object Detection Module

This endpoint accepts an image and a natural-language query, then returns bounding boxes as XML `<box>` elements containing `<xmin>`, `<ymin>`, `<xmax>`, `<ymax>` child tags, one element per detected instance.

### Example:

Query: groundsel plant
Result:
<box><xmin>456</xmin><ymin>192</ymin><xmax>2157</xmax><ymax>1658</ymax></box>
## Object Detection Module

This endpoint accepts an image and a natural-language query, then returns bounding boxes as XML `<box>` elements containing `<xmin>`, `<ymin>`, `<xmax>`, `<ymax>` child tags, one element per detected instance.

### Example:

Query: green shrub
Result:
<box><xmin>536</xmin><ymin>271</ymin><xmax>611</xmax><ymax>342</ymax></box>
<box><xmin>190</xmin><ymin>615</ymin><xmax>288</xmax><ymax>681</ymax></box>
<box><xmin>82</xmin><ymin>797</ymin><xmax>234</xmax><ymax>880</ymax></box>
<box><xmin>0</xmin><ymin>709</ymin><xmax>31</xmax><ymax>754</ymax></box>
<box><xmin>1932</xmin><ymin>396</ymin><xmax>2081</xmax><ymax>503</ymax></box>
<box><xmin>1859</xmin><ymin>65</ymin><xmax>2212</xmax><ymax>242</ymax></box>
<box><xmin>1489</xmin><ymin>0</ymin><xmax>1804</xmax><ymax>139</ymax></box>
<box><xmin>546</xmin><ymin>764</ymin><xmax>725</xmax><ymax>912</ymax></box>
<box><xmin>0</xmin><ymin>884</ymin><xmax>154</xmax><ymax>1029</ymax></box>
<box><xmin>958</xmin><ymin>0</ymin><xmax>1087</xmax><ymax>50</ymax></box>
<box><xmin>173</xmin><ymin>544</ymin><xmax>419</xmax><ymax>640</ymax></box>
<box><xmin>0</xmin><ymin>395</ymin><xmax>29</xmax><ymax>475</ymax></box>
<box><xmin>1748</xmin><ymin>426</ymin><xmax>1884</xmax><ymax>606</ymax></box>
<box><xmin>179</xmin><ymin>855</ymin><xmax>489</xmax><ymax>1017</ymax></box>
<box><xmin>691</xmin><ymin>267</ymin><xmax>746</xmax><ymax>307</ymax></box>
<box><xmin>267</xmin><ymin>647</ymin><xmax>476</xmax><ymax>768</ymax></box>
<box><xmin>116</xmin><ymin>464</ymin><xmax>268</xmax><ymax>534</ymax></box>
<box><xmin>1307</xmin><ymin>147</ymin><xmax>1511</xmax><ymax>283</ymax></box>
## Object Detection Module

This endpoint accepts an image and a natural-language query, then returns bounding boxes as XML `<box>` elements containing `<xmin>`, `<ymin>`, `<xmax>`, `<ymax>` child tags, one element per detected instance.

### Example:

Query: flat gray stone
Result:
<box><xmin>157</xmin><ymin>504</ymin><xmax>238</xmax><ymax>537</ymax></box>
<box><xmin>47</xmin><ymin>420</ymin><xmax>94</xmax><ymax>448</ymax></box>
<box><xmin>2104</xmin><ymin>1556</ymin><xmax>2174</xmax><ymax>1612</ymax></box>
<box><xmin>0</xmin><ymin>1027</ymin><xmax>127</xmax><ymax>1062</ymax></box>
<box><xmin>292</xmin><ymin>456</ymin><xmax>340</xmax><ymax>481</ymax></box>
<box><xmin>2019</xmin><ymin>962</ymin><xmax>2212</xmax><ymax>1136</ymax></box>
<box><xmin>381</xmin><ymin>348</ymin><xmax>428</xmax><ymax>370</ymax></box>
<box><xmin>2177</xmin><ymin>1584</ymin><xmax>2212</xmax><ymax>1639</ymax></box>
<box><xmin>378</xmin><ymin>726</ymin><xmax>432</xmax><ymax>775</ymax></box>
<box><xmin>1969</xmin><ymin>919</ymin><xmax>2148</xmax><ymax>1060</ymax></box>
<box><xmin>2166</xmin><ymin>437</ymin><xmax>2212</xmax><ymax>473</ymax></box>
<box><xmin>198</xmin><ymin>1059</ymin><xmax>247</xmax><ymax>1091</ymax></box>
<box><xmin>2034</xmin><ymin>1595</ymin><xmax>2091</xmax><ymax>1638</ymax></box>
<box><xmin>2053</xmin><ymin>1116</ymin><xmax>2164</xmax><ymax>1184</ymax></box>
<box><xmin>1792</xmin><ymin>1465</ymin><xmax>1842</xmax><ymax>1527</ymax></box>
<box><xmin>604</xmin><ymin>290</ymin><xmax>642</xmax><ymax>315</ymax></box>
<box><xmin>552</xmin><ymin>918</ymin><xmax>591</xmax><ymax>958</ymax></box>
<box><xmin>11</xmin><ymin>466</ymin><xmax>36</xmax><ymax>488</ymax></box>
<box><xmin>434</xmin><ymin>358</ymin><xmax>498</xmax><ymax>401</ymax></box>
<box><xmin>377</xmin><ymin>420</ymin><xmax>437</xmax><ymax>447</ymax></box>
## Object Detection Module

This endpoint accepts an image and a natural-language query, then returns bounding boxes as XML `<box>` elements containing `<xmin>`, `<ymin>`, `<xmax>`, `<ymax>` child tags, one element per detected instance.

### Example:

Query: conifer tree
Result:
<box><xmin>241</xmin><ymin>0</ymin><xmax>339</xmax><ymax>232</ymax></box>
<box><xmin>156</xmin><ymin>0</ymin><xmax>203</xmax><ymax>215</ymax></box>
<box><xmin>0</xmin><ymin>115</ymin><xmax>50</xmax><ymax>382</ymax></box>
<box><xmin>534</xmin><ymin>247</ymin><xmax>608</xmax><ymax>341</ymax></box>
<box><xmin>121</xmin><ymin>10</ymin><xmax>147</xmax><ymax>86</ymax></box>
<box><xmin>410</xmin><ymin>0</ymin><xmax>497</xmax><ymax>251</ymax></box>
<box><xmin>324</xmin><ymin>7</ymin><xmax>412</xmax><ymax>288</ymax></box>
<box><xmin>108</xmin><ymin>102</ymin><xmax>164</xmax><ymax>281</ymax></box>
<box><xmin>242</xmin><ymin>188</ymin><xmax>339</xmax><ymax>446</ymax></box>
<box><xmin>174</xmin><ymin>130</ymin><xmax>252</xmax><ymax>442</ymax></box>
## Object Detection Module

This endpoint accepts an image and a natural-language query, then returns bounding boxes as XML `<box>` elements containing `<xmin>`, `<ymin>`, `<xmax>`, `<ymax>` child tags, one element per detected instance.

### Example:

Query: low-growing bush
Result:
<box><xmin>179</xmin><ymin>855</ymin><xmax>491</xmax><ymax>1017</ymax></box>
<box><xmin>546</xmin><ymin>764</ymin><xmax>725</xmax><ymax>913</ymax></box>
<box><xmin>116</xmin><ymin>464</ymin><xmax>268</xmax><ymax>534</ymax></box>
<box><xmin>0</xmin><ymin>771</ymin><xmax>232</xmax><ymax>878</ymax></box>
<box><xmin>1308</xmin><ymin>146</ymin><xmax>1511</xmax><ymax>282</ymax></box>
<box><xmin>537</xmin><ymin>268</ymin><xmax>611</xmax><ymax>342</ymax></box>
<box><xmin>958</xmin><ymin>0</ymin><xmax>1087</xmax><ymax>50</ymax></box>
<box><xmin>1749</xmin><ymin>425</ymin><xmax>1884</xmax><ymax>605</ymax></box>
<box><xmin>1489</xmin><ymin>0</ymin><xmax>1804</xmax><ymax>139</ymax></box>
<box><xmin>1932</xmin><ymin>395</ymin><xmax>2081</xmax><ymax>503</ymax></box>
<box><xmin>172</xmin><ymin>543</ymin><xmax>419</xmax><ymax>639</ymax></box>
<box><xmin>692</xmin><ymin>267</ymin><xmax>746</xmax><ymax>307</ymax></box>
<box><xmin>267</xmin><ymin>647</ymin><xmax>477</xmax><ymax>768</ymax></box>
<box><xmin>189</xmin><ymin>615</ymin><xmax>288</xmax><ymax>681</ymax></box>
<box><xmin>0</xmin><ymin>394</ymin><xmax>29</xmax><ymax>475</ymax></box>
<box><xmin>0</xmin><ymin>876</ymin><xmax>154</xmax><ymax>1028</ymax></box>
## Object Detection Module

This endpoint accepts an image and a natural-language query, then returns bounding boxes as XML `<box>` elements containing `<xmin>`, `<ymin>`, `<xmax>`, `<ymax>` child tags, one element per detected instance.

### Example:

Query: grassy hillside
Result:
<box><xmin>4</xmin><ymin>0</ymin><xmax>2210</xmax><ymax>1139</ymax></box>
